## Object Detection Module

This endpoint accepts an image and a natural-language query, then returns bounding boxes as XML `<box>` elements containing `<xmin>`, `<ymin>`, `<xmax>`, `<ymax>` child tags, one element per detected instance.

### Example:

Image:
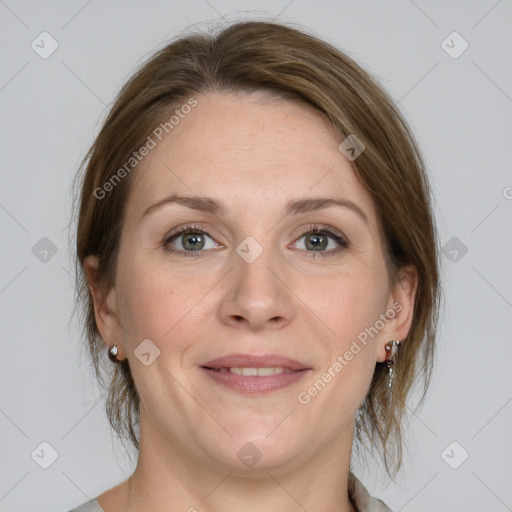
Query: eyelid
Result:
<box><xmin>163</xmin><ymin>223</ymin><xmax>222</xmax><ymax>259</ymax></box>
<box><xmin>290</xmin><ymin>223</ymin><xmax>349</xmax><ymax>257</ymax></box>
<box><xmin>294</xmin><ymin>223</ymin><xmax>349</xmax><ymax>245</ymax></box>
<box><xmin>163</xmin><ymin>222</ymin><xmax>349</xmax><ymax>257</ymax></box>
<box><xmin>164</xmin><ymin>223</ymin><xmax>217</xmax><ymax>243</ymax></box>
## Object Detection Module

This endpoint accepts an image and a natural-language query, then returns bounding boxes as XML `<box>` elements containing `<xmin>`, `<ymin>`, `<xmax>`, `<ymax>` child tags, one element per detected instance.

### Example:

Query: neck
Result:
<box><xmin>109</xmin><ymin>412</ymin><xmax>357</xmax><ymax>512</ymax></box>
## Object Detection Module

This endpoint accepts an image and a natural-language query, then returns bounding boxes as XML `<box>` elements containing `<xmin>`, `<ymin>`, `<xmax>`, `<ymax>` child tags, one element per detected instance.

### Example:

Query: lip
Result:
<box><xmin>200</xmin><ymin>353</ymin><xmax>312</xmax><ymax>394</ymax></box>
<box><xmin>201</xmin><ymin>353</ymin><xmax>311</xmax><ymax>372</ymax></box>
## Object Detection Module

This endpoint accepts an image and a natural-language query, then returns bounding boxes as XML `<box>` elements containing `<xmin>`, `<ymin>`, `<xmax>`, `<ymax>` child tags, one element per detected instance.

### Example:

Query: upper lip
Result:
<box><xmin>201</xmin><ymin>353</ymin><xmax>311</xmax><ymax>371</ymax></box>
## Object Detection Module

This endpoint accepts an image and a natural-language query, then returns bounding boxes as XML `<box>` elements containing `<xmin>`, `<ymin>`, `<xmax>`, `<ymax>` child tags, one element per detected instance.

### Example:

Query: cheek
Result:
<box><xmin>115</xmin><ymin>253</ymin><xmax>183</xmax><ymax>344</ymax></box>
<box><xmin>299</xmin><ymin>274</ymin><xmax>384</xmax><ymax>426</ymax></box>
<box><xmin>314</xmin><ymin>264</ymin><xmax>390</xmax><ymax>343</ymax></box>
<box><xmin>305</xmin><ymin>264</ymin><xmax>388</xmax><ymax>399</ymax></box>
<box><xmin>115</xmin><ymin>252</ymin><xmax>218</xmax><ymax>360</ymax></box>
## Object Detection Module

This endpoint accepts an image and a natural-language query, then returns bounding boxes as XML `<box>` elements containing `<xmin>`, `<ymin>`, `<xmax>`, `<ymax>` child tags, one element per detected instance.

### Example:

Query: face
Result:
<box><xmin>87</xmin><ymin>92</ymin><xmax>416</xmax><ymax>473</ymax></box>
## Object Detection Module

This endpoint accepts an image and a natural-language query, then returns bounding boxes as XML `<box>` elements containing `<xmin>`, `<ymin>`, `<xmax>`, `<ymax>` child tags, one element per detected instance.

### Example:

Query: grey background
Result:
<box><xmin>1</xmin><ymin>1</ymin><xmax>511</xmax><ymax>511</ymax></box>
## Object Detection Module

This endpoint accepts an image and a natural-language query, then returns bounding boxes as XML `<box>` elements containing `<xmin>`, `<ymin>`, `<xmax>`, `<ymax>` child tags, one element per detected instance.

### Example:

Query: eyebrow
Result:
<box><xmin>140</xmin><ymin>194</ymin><xmax>368</xmax><ymax>224</ymax></box>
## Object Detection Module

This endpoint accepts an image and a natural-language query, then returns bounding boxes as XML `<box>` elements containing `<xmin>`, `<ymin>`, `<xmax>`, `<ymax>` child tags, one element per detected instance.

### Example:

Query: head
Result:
<box><xmin>74</xmin><ymin>20</ymin><xmax>439</xmax><ymax>477</ymax></box>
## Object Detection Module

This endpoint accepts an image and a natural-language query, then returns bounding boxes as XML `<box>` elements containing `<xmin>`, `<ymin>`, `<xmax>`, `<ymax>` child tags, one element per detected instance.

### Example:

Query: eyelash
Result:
<box><xmin>163</xmin><ymin>223</ymin><xmax>349</xmax><ymax>259</ymax></box>
<box><xmin>163</xmin><ymin>224</ymin><xmax>215</xmax><ymax>259</ymax></box>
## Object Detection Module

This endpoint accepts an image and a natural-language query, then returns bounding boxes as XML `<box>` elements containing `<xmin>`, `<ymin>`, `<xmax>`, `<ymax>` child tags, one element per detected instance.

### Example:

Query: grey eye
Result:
<box><xmin>305</xmin><ymin>233</ymin><xmax>328</xmax><ymax>251</ymax></box>
<box><xmin>167</xmin><ymin>231</ymin><xmax>217</xmax><ymax>252</ymax></box>
<box><xmin>295</xmin><ymin>231</ymin><xmax>343</xmax><ymax>252</ymax></box>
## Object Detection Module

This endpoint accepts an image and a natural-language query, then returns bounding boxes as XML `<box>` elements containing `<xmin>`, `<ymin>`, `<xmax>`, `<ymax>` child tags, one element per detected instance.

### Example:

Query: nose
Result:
<box><xmin>218</xmin><ymin>246</ymin><xmax>295</xmax><ymax>331</ymax></box>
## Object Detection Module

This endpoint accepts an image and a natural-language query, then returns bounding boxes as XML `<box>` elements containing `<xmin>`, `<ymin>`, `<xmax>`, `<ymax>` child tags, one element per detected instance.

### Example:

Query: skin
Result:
<box><xmin>85</xmin><ymin>91</ymin><xmax>417</xmax><ymax>512</ymax></box>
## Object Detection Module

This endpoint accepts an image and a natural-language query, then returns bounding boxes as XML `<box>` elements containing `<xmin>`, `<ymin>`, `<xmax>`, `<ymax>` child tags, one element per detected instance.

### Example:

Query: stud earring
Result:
<box><xmin>108</xmin><ymin>343</ymin><xmax>121</xmax><ymax>363</ymax></box>
<box><xmin>384</xmin><ymin>340</ymin><xmax>401</xmax><ymax>389</ymax></box>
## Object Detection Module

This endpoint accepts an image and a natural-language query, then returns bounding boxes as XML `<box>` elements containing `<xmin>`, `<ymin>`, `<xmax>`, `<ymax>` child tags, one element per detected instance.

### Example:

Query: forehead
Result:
<box><xmin>126</xmin><ymin>92</ymin><xmax>377</xmax><ymax>223</ymax></box>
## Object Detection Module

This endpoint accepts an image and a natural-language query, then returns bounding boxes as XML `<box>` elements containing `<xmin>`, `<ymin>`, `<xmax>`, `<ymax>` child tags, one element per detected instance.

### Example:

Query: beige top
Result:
<box><xmin>67</xmin><ymin>473</ymin><xmax>392</xmax><ymax>512</ymax></box>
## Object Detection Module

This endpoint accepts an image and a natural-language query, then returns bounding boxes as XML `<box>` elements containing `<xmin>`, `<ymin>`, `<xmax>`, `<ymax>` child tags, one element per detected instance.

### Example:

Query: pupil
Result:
<box><xmin>306</xmin><ymin>233</ymin><xmax>327</xmax><ymax>251</ymax></box>
<box><xmin>183</xmin><ymin>233</ymin><xmax>204</xmax><ymax>250</ymax></box>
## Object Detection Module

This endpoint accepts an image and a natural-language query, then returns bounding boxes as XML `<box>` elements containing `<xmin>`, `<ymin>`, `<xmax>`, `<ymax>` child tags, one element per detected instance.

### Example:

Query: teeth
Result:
<box><xmin>229</xmin><ymin>367</ymin><xmax>284</xmax><ymax>376</ymax></box>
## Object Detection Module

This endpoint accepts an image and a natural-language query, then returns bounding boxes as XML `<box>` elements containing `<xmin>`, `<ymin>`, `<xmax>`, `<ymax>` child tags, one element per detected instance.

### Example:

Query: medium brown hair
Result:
<box><xmin>73</xmin><ymin>20</ymin><xmax>440</xmax><ymax>476</ymax></box>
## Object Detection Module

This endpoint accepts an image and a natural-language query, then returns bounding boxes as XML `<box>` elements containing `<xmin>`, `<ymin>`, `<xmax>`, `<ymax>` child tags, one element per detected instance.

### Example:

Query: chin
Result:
<box><xmin>202</xmin><ymin>426</ymin><xmax>304</xmax><ymax>472</ymax></box>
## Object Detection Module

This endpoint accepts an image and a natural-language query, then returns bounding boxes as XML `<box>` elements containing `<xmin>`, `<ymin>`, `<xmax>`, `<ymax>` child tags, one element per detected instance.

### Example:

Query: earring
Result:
<box><xmin>108</xmin><ymin>343</ymin><xmax>121</xmax><ymax>363</ymax></box>
<box><xmin>384</xmin><ymin>340</ymin><xmax>401</xmax><ymax>389</ymax></box>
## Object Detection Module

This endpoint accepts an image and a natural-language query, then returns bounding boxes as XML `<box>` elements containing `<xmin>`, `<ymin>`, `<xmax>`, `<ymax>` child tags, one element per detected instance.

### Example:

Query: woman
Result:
<box><xmin>70</xmin><ymin>20</ymin><xmax>439</xmax><ymax>512</ymax></box>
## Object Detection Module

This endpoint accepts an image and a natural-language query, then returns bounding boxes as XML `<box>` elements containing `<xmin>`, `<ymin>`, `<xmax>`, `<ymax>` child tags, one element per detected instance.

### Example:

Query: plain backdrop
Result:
<box><xmin>1</xmin><ymin>1</ymin><xmax>511</xmax><ymax>511</ymax></box>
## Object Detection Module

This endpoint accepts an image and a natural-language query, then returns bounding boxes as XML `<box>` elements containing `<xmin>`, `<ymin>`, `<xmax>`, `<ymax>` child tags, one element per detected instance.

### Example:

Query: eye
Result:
<box><xmin>164</xmin><ymin>224</ymin><xmax>220</xmax><ymax>257</ymax></box>
<box><xmin>292</xmin><ymin>225</ymin><xmax>349</xmax><ymax>257</ymax></box>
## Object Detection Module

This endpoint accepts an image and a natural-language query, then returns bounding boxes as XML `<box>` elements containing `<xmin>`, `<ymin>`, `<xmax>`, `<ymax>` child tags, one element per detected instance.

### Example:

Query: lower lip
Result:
<box><xmin>201</xmin><ymin>367</ymin><xmax>311</xmax><ymax>394</ymax></box>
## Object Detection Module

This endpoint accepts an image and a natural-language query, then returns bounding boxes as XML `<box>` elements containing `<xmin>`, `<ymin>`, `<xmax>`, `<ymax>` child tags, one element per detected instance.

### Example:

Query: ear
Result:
<box><xmin>83</xmin><ymin>255</ymin><xmax>127</xmax><ymax>360</ymax></box>
<box><xmin>376</xmin><ymin>264</ymin><xmax>418</xmax><ymax>362</ymax></box>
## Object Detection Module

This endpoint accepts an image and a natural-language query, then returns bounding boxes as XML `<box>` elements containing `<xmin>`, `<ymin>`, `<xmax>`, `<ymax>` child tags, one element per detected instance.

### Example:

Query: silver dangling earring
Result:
<box><xmin>384</xmin><ymin>340</ymin><xmax>401</xmax><ymax>389</ymax></box>
<box><xmin>108</xmin><ymin>343</ymin><xmax>121</xmax><ymax>363</ymax></box>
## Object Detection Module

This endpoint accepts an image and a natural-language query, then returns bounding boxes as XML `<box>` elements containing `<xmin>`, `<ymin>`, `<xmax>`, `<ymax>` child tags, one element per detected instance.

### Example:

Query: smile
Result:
<box><xmin>200</xmin><ymin>354</ymin><xmax>312</xmax><ymax>394</ymax></box>
<box><xmin>209</xmin><ymin>367</ymin><xmax>289</xmax><ymax>376</ymax></box>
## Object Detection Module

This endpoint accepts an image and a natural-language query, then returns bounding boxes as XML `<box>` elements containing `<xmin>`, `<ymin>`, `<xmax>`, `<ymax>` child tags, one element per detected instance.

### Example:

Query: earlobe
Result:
<box><xmin>83</xmin><ymin>255</ymin><xmax>123</xmax><ymax>357</ymax></box>
<box><xmin>377</xmin><ymin>265</ymin><xmax>418</xmax><ymax>362</ymax></box>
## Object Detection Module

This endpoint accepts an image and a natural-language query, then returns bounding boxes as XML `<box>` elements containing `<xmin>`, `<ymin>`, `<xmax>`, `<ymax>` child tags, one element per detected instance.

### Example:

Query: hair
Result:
<box><xmin>73</xmin><ymin>19</ymin><xmax>440</xmax><ymax>477</ymax></box>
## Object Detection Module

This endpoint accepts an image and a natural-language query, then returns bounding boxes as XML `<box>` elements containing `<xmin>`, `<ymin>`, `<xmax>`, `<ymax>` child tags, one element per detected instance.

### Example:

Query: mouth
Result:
<box><xmin>200</xmin><ymin>354</ymin><xmax>312</xmax><ymax>394</ymax></box>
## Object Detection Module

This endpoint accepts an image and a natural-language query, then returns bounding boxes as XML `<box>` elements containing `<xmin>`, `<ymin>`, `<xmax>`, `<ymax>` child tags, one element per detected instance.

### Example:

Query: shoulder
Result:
<box><xmin>348</xmin><ymin>473</ymin><xmax>393</xmax><ymax>512</ymax></box>
<box><xmin>67</xmin><ymin>499</ymin><xmax>104</xmax><ymax>512</ymax></box>
<box><xmin>66</xmin><ymin>477</ymin><xmax>389</xmax><ymax>512</ymax></box>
